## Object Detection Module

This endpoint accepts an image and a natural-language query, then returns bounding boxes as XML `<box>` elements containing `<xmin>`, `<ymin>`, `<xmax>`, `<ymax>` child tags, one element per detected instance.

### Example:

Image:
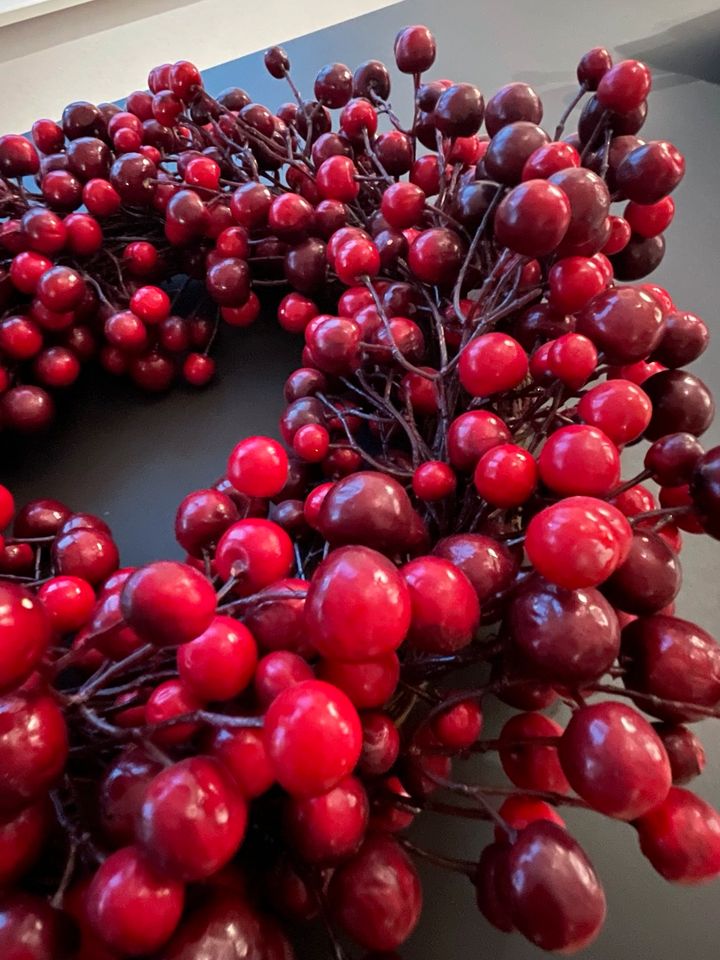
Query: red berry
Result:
<box><xmin>264</xmin><ymin>679</ymin><xmax>362</xmax><ymax>797</ymax></box>
<box><xmin>285</xmin><ymin>775</ymin><xmax>369</xmax><ymax>864</ymax></box>
<box><xmin>401</xmin><ymin>555</ymin><xmax>480</xmax><ymax>653</ymax></box>
<box><xmin>560</xmin><ymin>701</ymin><xmax>671</xmax><ymax>819</ymax></box>
<box><xmin>538</xmin><ymin>424</ymin><xmax>620</xmax><ymax>496</ymax></box>
<box><xmin>37</xmin><ymin>575</ymin><xmax>94</xmax><ymax>633</ymax></box>
<box><xmin>227</xmin><ymin>436</ymin><xmax>289</xmax><ymax>498</ymax></box>
<box><xmin>458</xmin><ymin>333</ymin><xmax>528</xmax><ymax>397</ymax></box>
<box><xmin>548</xmin><ymin>256</ymin><xmax>606</xmax><ymax>313</ymax></box>
<box><xmin>504</xmin><ymin>821</ymin><xmax>606</xmax><ymax>952</ymax></box>
<box><xmin>87</xmin><ymin>846</ymin><xmax>185</xmax><ymax>956</ymax></box>
<box><xmin>328</xmin><ymin>834</ymin><xmax>422</xmax><ymax>951</ymax></box>
<box><xmin>432</xmin><ymin>698</ymin><xmax>483</xmax><ymax>749</ymax></box>
<box><xmin>625</xmin><ymin>196</ymin><xmax>675</xmax><ymax>238</ymax></box>
<box><xmin>412</xmin><ymin>461</ymin><xmax>456</xmax><ymax>501</ymax></box>
<box><xmin>120</xmin><ymin>561</ymin><xmax>217</xmax><ymax>646</ymax></box>
<box><xmin>210</xmin><ymin>726</ymin><xmax>274</xmax><ymax>798</ymax></box>
<box><xmin>381</xmin><ymin>182</ymin><xmax>425</xmax><ymax>229</ymax></box>
<box><xmin>597</xmin><ymin>59</ymin><xmax>651</xmax><ymax>113</ymax></box>
<box><xmin>525</xmin><ymin>495</ymin><xmax>629</xmax><ymax>589</ymax></box>
<box><xmin>138</xmin><ymin>756</ymin><xmax>247</xmax><ymax>880</ymax></box>
<box><xmin>305</xmin><ymin>546</ymin><xmax>411</xmax><ymax>661</ymax></box>
<box><xmin>215</xmin><ymin>519</ymin><xmax>293</xmax><ymax>593</ymax></box>
<box><xmin>473</xmin><ymin>443</ymin><xmax>538</xmax><ymax>507</ymax></box>
<box><xmin>318</xmin><ymin>653</ymin><xmax>400</xmax><ymax>709</ymax></box>
<box><xmin>499</xmin><ymin>712</ymin><xmax>569</xmax><ymax>793</ymax></box>
<box><xmin>578</xmin><ymin>379</ymin><xmax>652</xmax><ymax>445</ymax></box>
<box><xmin>177</xmin><ymin>615</ymin><xmax>257</xmax><ymax>701</ymax></box>
<box><xmin>0</xmin><ymin>584</ymin><xmax>50</xmax><ymax>692</ymax></box>
<box><xmin>635</xmin><ymin>787</ymin><xmax>720</xmax><ymax>883</ymax></box>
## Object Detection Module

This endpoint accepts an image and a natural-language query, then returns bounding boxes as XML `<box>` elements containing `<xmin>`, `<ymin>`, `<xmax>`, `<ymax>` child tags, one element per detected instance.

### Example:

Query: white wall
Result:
<box><xmin>0</xmin><ymin>0</ymin><xmax>399</xmax><ymax>132</ymax></box>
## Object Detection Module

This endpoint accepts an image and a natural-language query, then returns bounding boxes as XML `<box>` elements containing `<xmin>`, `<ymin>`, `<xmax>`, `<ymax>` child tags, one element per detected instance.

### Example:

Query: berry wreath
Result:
<box><xmin>0</xmin><ymin>23</ymin><xmax>719</xmax><ymax>960</ymax></box>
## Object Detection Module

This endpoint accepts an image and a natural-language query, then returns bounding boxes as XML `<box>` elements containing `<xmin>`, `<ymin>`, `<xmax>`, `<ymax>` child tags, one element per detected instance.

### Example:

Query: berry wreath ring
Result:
<box><xmin>0</xmin><ymin>23</ymin><xmax>718</xmax><ymax>960</ymax></box>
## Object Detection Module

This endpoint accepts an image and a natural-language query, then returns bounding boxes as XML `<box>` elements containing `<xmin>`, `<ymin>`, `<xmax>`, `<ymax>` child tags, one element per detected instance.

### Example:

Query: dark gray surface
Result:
<box><xmin>3</xmin><ymin>0</ymin><xmax>720</xmax><ymax>956</ymax></box>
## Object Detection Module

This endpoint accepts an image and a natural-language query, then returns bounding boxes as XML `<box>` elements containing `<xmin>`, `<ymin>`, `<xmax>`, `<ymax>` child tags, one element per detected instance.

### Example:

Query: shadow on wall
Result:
<box><xmin>617</xmin><ymin>9</ymin><xmax>720</xmax><ymax>84</ymax></box>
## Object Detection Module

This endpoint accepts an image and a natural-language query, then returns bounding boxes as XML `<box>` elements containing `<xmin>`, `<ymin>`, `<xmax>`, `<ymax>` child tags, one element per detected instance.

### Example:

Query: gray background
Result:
<box><xmin>3</xmin><ymin>0</ymin><xmax>720</xmax><ymax>956</ymax></box>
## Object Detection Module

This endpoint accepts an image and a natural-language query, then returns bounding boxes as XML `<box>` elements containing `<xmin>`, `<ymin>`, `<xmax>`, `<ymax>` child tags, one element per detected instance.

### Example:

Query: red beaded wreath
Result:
<box><xmin>0</xmin><ymin>24</ymin><xmax>718</xmax><ymax>959</ymax></box>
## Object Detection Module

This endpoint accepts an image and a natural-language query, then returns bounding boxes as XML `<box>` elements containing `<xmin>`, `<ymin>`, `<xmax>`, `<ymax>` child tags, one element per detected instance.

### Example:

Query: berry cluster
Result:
<box><xmin>0</xmin><ymin>23</ymin><xmax>719</xmax><ymax>960</ymax></box>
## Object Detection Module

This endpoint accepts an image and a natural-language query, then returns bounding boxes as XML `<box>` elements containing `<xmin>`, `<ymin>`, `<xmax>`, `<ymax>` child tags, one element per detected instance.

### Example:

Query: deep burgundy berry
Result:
<box><xmin>485</xmin><ymin>82</ymin><xmax>543</xmax><ymax>135</ymax></box>
<box><xmin>408</xmin><ymin>227</ymin><xmax>464</xmax><ymax>284</ymax></box>
<box><xmin>509</xmin><ymin>575</ymin><xmax>620</xmax><ymax>682</ymax></box>
<box><xmin>621</xmin><ymin>614</ymin><xmax>720</xmax><ymax>721</ymax></box>
<box><xmin>654</xmin><ymin>724</ymin><xmax>706</xmax><ymax>785</ymax></box>
<box><xmin>329</xmin><ymin>834</ymin><xmax>422</xmax><ymax>950</ymax></box>
<box><xmin>505</xmin><ymin>821</ymin><xmax>606</xmax><ymax>952</ymax></box>
<box><xmin>447</xmin><ymin>410</ymin><xmax>511</xmax><ymax>471</ymax></box>
<box><xmin>494</xmin><ymin>180</ymin><xmax>570</xmax><ymax>256</ymax></box>
<box><xmin>560</xmin><ymin>701</ymin><xmax>671</xmax><ymax>819</ymax></box>
<box><xmin>485</xmin><ymin>121</ymin><xmax>549</xmax><ymax>185</ymax></box>
<box><xmin>577</xmin><ymin>47</ymin><xmax>613</xmax><ymax>89</ymax></box>
<box><xmin>394</xmin><ymin>25</ymin><xmax>436</xmax><ymax>73</ymax></box>
<box><xmin>643</xmin><ymin>369</ymin><xmax>715</xmax><ymax>440</ymax></box>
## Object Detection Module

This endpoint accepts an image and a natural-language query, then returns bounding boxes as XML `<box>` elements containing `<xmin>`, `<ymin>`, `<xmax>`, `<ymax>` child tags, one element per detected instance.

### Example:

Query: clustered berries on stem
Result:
<box><xmin>0</xmin><ymin>22</ymin><xmax>719</xmax><ymax>960</ymax></box>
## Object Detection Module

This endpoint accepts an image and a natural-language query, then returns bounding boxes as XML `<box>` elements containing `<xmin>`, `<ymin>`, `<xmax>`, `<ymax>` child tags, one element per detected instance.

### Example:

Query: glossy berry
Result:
<box><xmin>318</xmin><ymin>652</ymin><xmax>400</xmax><ymax>709</ymax></box>
<box><xmin>597</xmin><ymin>59</ymin><xmax>651</xmax><ymax>113</ymax></box>
<box><xmin>539</xmin><ymin>425</ymin><xmax>620</xmax><ymax>496</ymax></box>
<box><xmin>458</xmin><ymin>333</ymin><xmax>528</xmax><ymax>397</ymax></box>
<box><xmin>215</xmin><ymin>519</ymin><xmax>294</xmax><ymax>593</ymax></box>
<box><xmin>500</xmin><ymin>712</ymin><xmax>569</xmax><ymax>793</ymax></box>
<box><xmin>402</xmin><ymin>555</ymin><xmax>480</xmax><ymax>653</ymax></box>
<box><xmin>578</xmin><ymin>379</ymin><xmax>652</xmax><ymax>445</ymax></box>
<box><xmin>227</xmin><ymin>436</ymin><xmax>289</xmax><ymax>498</ymax></box>
<box><xmin>412</xmin><ymin>461</ymin><xmax>456</xmax><ymax>501</ymax></box>
<box><xmin>264</xmin><ymin>679</ymin><xmax>362</xmax><ymax>797</ymax></box>
<box><xmin>284</xmin><ymin>775</ymin><xmax>369</xmax><ymax>864</ymax></box>
<box><xmin>494</xmin><ymin>180</ymin><xmax>571</xmax><ymax>256</ymax></box>
<box><xmin>37</xmin><ymin>575</ymin><xmax>94</xmax><ymax>633</ymax></box>
<box><xmin>560</xmin><ymin>701</ymin><xmax>671</xmax><ymax>819</ymax></box>
<box><xmin>121</xmin><ymin>561</ymin><xmax>216</xmax><ymax>646</ymax></box>
<box><xmin>329</xmin><ymin>834</ymin><xmax>422</xmax><ymax>950</ymax></box>
<box><xmin>0</xmin><ymin>690</ymin><xmax>68</xmax><ymax>815</ymax></box>
<box><xmin>432</xmin><ymin>698</ymin><xmax>483</xmax><ymax>750</ymax></box>
<box><xmin>505</xmin><ymin>821</ymin><xmax>606</xmax><ymax>952</ymax></box>
<box><xmin>138</xmin><ymin>756</ymin><xmax>247</xmax><ymax>880</ymax></box>
<box><xmin>634</xmin><ymin>787</ymin><xmax>720</xmax><ymax>884</ymax></box>
<box><xmin>306</xmin><ymin>545</ymin><xmax>411</xmax><ymax>661</ymax></box>
<box><xmin>87</xmin><ymin>846</ymin><xmax>185</xmax><ymax>955</ymax></box>
<box><xmin>474</xmin><ymin>443</ymin><xmax>537</xmax><ymax>507</ymax></box>
<box><xmin>0</xmin><ymin>584</ymin><xmax>50</xmax><ymax>691</ymax></box>
<box><xmin>210</xmin><ymin>726</ymin><xmax>274</xmax><ymax>798</ymax></box>
<box><xmin>177</xmin><ymin>615</ymin><xmax>257</xmax><ymax>702</ymax></box>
